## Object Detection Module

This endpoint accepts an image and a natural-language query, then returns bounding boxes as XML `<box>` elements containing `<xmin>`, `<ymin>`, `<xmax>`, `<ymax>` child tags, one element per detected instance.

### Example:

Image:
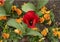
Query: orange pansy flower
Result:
<box><xmin>16</xmin><ymin>18</ymin><xmax>23</xmax><ymax>23</ymax></box>
<box><xmin>53</xmin><ymin>31</ymin><xmax>58</xmax><ymax>36</ymax></box>
<box><xmin>44</xmin><ymin>14</ymin><xmax>50</xmax><ymax>20</ymax></box>
<box><xmin>57</xmin><ymin>31</ymin><xmax>60</xmax><ymax>39</ymax></box>
<box><xmin>32</xmin><ymin>27</ymin><xmax>38</xmax><ymax>31</ymax></box>
<box><xmin>0</xmin><ymin>16</ymin><xmax>7</xmax><ymax>20</ymax></box>
<box><xmin>16</xmin><ymin>8</ymin><xmax>22</xmax><ymax>16</ymax></box>
<box><xmin>52</xmin><ymin>28</ymin><xmax>60</xmax><ymax>38</ymax></box>
<box><xmin>41</xmin><ymin>28</ymin><xmax>48</xmax><ymax>36</ymax></box>
<box><xmin>39</xmin><ymin>17</ymin><xmax>45</xmax><ymax>23</ymax></box>
<box><xmin>2</xmin><ymin>33</ymin><xmax>9</xmax><ymax>39</ymax></box>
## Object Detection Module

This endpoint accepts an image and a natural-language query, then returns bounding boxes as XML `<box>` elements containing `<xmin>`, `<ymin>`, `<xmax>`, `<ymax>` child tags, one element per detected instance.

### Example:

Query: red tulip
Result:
<box><xmin>0</xmin><ymin>0</ymin><xmax>5</xmax><ymax>6</ymax></box>
<box><xmin>23</xmin><ymin>11</ymin><xmax>39</xmax><ymax>28</ymax></box>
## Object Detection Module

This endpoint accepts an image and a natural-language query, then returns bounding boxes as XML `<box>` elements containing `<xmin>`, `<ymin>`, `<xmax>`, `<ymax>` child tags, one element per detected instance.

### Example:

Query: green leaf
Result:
<box><xmin>47</xmin><ymin>28</ymin><xmax>59</xmax><ymax>42</ymax></box>
<box><xmin>37</xmin><ymin>0</ymin><xmax>48</xmax><ymax>9</ymax></box>
<box><xmin>7</xmin><ymin>19</ymin><xmax>25</xmax><ymax>33</ymax></box>
<box><xmin>36</xmin><ymin>11</ymin><xmax>43</xmax><ymax>17</ymax></box>
<box><xmin>51</xmin><ymin>38</ymin><xmax>59</xmax><ymax>42</ymax></box>
<box><xmin>4</xmin><ymin>0</ymin><xmax>14</xmax><ymax>13</ymax></box>
<box><xmin>50</xmin><ymin>11</ymin><xmax>55</xmax><ymax>22</ymax></box>
<box><xmin>13</xmin><ymin>39</ymin><xmax>18</xmax><ymax>42</ymax></box>
<box><xmin>0</xmin><ymin>7</ymin><xmax>7</xmax><ymax>16</ymax></box>
<box><xmin>27</xmin><ymin>29</ymin><xmax>43</xmax><ymax>38</ymax></box>
<box><xmin>22</xmin><ymin>3</ymin><xmax>36</xmax><ymax>12</ymax></box>
<box><xmin>3</xmin><ymin>40</ymin><xmax>7</xmax><ymax>42</ymax></box>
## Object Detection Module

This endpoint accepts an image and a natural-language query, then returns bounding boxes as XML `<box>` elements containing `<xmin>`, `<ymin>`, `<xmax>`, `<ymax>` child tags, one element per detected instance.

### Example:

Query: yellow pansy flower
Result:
<box><xmin>45</xmin><ymin>11</ymin><xmax>50</xmax><ymax>14</ymax></box>
<box><xmin>41</xmin><ymin>6</ymin><xmax>50</xmax><ymax>15</ymax></box>
<box><xmin>0</xmin><ymin>40</ymin><xmax>3</xmax><ymax>42</ymax></box>
<box><xmin>14</xmin><ymin>29</ymin><xmax>22</xmax><ymax>35</ymax></box>
<box><xmin>11</xmin><ymin>5</ymin><xmax>17</xmax><ymax>11</ymax></box>
<box><xmin>47</xmin><ymin>20</ymin><xmax>52</xmax><ymax>25</ymax></box>
<box><xmin>39</xmin><ymin>37</ymin><xmax>45</xmax><ymax>42</ymax></box>
<box><xmin>52</xmin><ymin>28</ymin><xmax>60</xmax><ymax>38</ymax></box>
<box><xmin>41</xmin><ymin>6</ymin><xmax>47</xmax><ymax>14</ymax></box>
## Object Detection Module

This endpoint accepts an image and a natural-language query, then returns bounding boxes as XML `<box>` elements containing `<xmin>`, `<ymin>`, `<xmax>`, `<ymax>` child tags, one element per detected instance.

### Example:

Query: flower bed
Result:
<box><xmin>0</xmin><ymin>0</ymin><xmax>60</xmax><ymax>42</ymax></box>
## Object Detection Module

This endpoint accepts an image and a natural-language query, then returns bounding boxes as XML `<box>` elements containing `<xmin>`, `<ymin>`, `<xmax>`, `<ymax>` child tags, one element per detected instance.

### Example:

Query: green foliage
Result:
<box><xmin>0</xmin><ymin>6</ymin><xmax>7</xmax><ymax>16</ymax></box>
<box><xmin>3</xmin><ymin>40</ymin><xmax>7</xmax><ymax>42</ymax></box>
<box><xmin>37</xmin><ymin>0</ymin><xmax>48</xmax><ymax>9</ymax></box>
<box><xmin>7</xmin><ymin>19</ymin><xmax>25</xmax><ymax>33</ymax></box>
<box><xmin>7</xmin><ymin>19</ymin><xmax>43</xmax><ymax>39</ymax></box>
<box><xmin>50</xmin><ymin>11</ymin><xmax>55</xmax><ymax>22</ymax></box>
<box><xmin>28</xmin><ymin>36</ymin><xmax>39</xmax><ymax>42</ymax></box>
<box><xmin>22</xmin><ymin>3</ymin><xmax>36</xmax><ymax>12</ymax></box>
<box><xmin>13</xmin><ymin>39</ymin><xmax>18</xmax><ymax>42</ymax></box>
<box><xmin>10</xmin><ymin>32</ymin><xmax>22</xmax><ymax>41</ymax></box>
<box><xmin>27</xmin><ymin>28</ymin><xmax>43</xmax><ymax>38</ymax></box>
<box><xmin>36</xmin><ymin>11</ymin><xmax>43</xmax><ymax>17</ymax></box>
<box><xmin>4</xmin><ymin>0</ymin><xmax>14</xmax><ymax>13</ymax></box>
<box><xmin>51</xmin><ymin>38</ymin><xmax>59</xmax><ymax>42</ymax></box>
<box><xmin>0</xmin><ymin>0</ymin><xmax>58</xmax><ymax>42</ymax></box>
<box><xmin>47</xmin><ymin>27</ymin><xmax>59</xmax><ymax>42</ymax></box>
<box><xmin>0</xmin><ymin>0</ymin><xmax>14</xmax><ymax>16</ymax></box>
